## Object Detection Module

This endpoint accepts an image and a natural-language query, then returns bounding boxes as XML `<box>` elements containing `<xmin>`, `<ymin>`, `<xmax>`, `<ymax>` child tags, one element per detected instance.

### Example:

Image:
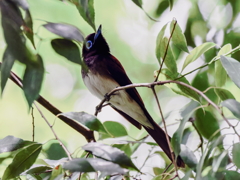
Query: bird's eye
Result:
<box><xmin>86</xmin><ymin>40</ymin><xmax>93</xmax><ymax>49</ymax></box>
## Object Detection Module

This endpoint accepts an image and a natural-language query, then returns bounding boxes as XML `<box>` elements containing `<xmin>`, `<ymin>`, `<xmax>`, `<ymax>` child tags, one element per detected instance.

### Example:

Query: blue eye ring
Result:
<box><xmin>86</xmin><ymin>40</ymin><xmax>93</xmax><ymax>49</ymax></box>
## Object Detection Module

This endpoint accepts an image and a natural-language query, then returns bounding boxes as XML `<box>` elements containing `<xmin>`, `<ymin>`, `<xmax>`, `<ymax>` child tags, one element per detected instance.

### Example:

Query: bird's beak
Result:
<box><xmin>94</xmin><ymin>25</ymin><xmax>102</xmax><ymax>43</ymax></box>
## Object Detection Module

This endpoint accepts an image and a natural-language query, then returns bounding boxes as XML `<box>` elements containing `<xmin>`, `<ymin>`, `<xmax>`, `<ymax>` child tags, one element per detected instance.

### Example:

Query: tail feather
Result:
<box><xmin>144</xmin><ymin>120</ymin><xmax>185</xmax><ymax>168</ymax></box>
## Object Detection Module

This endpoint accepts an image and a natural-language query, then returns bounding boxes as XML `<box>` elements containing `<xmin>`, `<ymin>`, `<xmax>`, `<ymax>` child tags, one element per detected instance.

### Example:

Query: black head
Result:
<box><xmin>82</xmin><ymin>25</ymin><xmax>110</xmax><ymax>58</ymax></box>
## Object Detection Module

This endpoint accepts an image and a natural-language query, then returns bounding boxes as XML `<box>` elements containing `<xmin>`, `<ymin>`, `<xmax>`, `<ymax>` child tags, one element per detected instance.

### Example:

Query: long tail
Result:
<box><xmin>144</xmin><ymin>119</ymin><xmax>185</xmax><ymax>168</ymax></box>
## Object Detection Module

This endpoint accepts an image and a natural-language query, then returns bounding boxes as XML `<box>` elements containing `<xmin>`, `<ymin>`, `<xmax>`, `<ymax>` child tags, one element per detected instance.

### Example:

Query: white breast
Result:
<box><xmin>83</xmin><ymin>70</ymin><xmax>153</xmax><ymax>129</ymax></box>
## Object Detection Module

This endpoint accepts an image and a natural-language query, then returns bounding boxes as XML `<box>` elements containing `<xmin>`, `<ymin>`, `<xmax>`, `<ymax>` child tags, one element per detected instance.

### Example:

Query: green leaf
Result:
<box><xmin>112</xmin><ymin>144</ymin><xmax>132</xmax><ymax>157</ymax></box>
<box><xmin>179</xmin><ymin>144</ymin><xmax>198</xmax><ymax>169</ymax></box>
<box><xmin>214</xmin><ymin>44</ymin><xmax>231</xmax><ymax>87</ymax></box>
<box><xmin>2</xmin><ymin>143</ymin><xmax>42</xmax><ymax>180</ymax></box>
<box><xmin>168</xmin><ymin>0</ymin><xmax>174</xmax><ymax>10</ymax></box>
<box><xmin>225</xmin><ymin>171</ymin><xmax>240</xmax><ymax>180</ymax></box>
<box><xmin>1</xmin><ymin>48</ymin><xmax>15</xmax><ymax>92</ymax></box>
<box><xmin>153</xmin><ymin>167</ymin><xmax>164</xmax><ymax>175</ymax></box>
<box><xmin>103</xmin><ymin>121</ymin><xmax>128</xmax><ymax>137</ymax></box>
<box><xmin>132</xmin><ymin>0</ymin><xmax>142</xmax><ymax>8</ymax></box>
<box><xmin>23</xmin><ymin>55</ymin><xmax>44</xmax><ymax>108</ymax></box>
<box><xmin>220</xmin><ymin>55</ymin><xmax>240</xmax><ymax>88</ymax></box>
<box><xmin>63</xmin><ymin>158</ymin><xmax>127</xmax><ymax>175</ymax></box>
<box><xmin>49</xmin><ymin>165</ymin><xmax>63</xmax><ymax>180</ymax></box>
<box><xmin>212</xmin><ymin>150</ymin><xmax>228</xmax><ymax>173</ymax></box>
<box><xmin>171</xmin><ymin>101</ymin><xmax>198</xmax><ymax>157</ymax></box>
<box><xmin>0</xmin><ymin>135</ymin><xmax>33</xmax><ymax>153</ymax></box>
<box><xmin>232</xmin><ymin>143</ymin><xmax>240</xmax><ymax>168</ymax></box>
<box><xmin>60</xmin><ymin>112</ymin><xmax>108</xmax><ymax>133</ymax></box>
<box><xmin>51</xmin><ymin>39</ymin><xmax>82</xmax><ymax>66</ymax></box>
<box><xmin>43</xmin><ymin>23</ymin><xmax>84</xmax><ymax>42</ymax></box>
<box><xmin>24</xmin><ymin>165</ymin><xmax>52</xmax><ymax>175</ymax></box>
<box><xmin>24</xmin><ymin>10</ymin><xmax>35</xmax><ymax>47</ymax></box>
<box><xmin>159</xmin><ymin>69</ymin><xmax>199</xmax><ymax>102</ymax></box>
<box><xmin>160</xmin><ymin>37</ymin><xmax>177</xmax><ymax>73</ymax></box>
<box><xmin>82</xmin><ymin>142</ymin><xmax>139</xmax><ymax>171</ymax></box>
<box><xmin>214</xmin><ymin>88</ymin><xmax>235</xmax><ymax>101</ymax></box>
<box><xmin>156</xmin><ymin>24</ymin><xmax>168</xmax><ymax>61</ymax></box>
<box><xmin>194</xmin><ymin>109</ymin><xmax>220</xmax><ymax>140</ymax></box>
<box><xmin>221</xmin><ymin>99</ymin><xmax>240</xmax><ymax>119</ymax></box>
<box><xmin>170</xmin><ymin>20</ymin><xmax>188</xmax><ymax>53</ymax></box>
<box><xmin>182</xmin><ymin>42</ymin><xmax>216</xmax><ymax>71</ymax></box>
<box><xmin>73</xmin><ymin>0</ymin><xmax>96</xmax><ymax>31</ymax></box>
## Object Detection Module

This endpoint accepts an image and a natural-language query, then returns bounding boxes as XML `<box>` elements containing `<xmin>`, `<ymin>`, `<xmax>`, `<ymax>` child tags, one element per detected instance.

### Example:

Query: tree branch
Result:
<box><xmin>4</xmin><ymin>68</ymin><xmax>95</xmax><ymax>142</ymax></box>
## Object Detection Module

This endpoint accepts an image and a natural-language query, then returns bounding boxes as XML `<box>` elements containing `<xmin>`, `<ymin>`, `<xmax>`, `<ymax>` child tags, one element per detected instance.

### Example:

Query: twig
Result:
<box><xmin>31</xmin><ymin>107</ymin><xmax>35</xmax><ymax>142</ymax></box>
<box><xmin>151</xmin><ymin>87</ymin><xmax>179</xmax><ymax>177</ymax></box>
<box><xmin>34</xmin><ymin>103</ymin><xmax>73</xmax><ymax>160</ymax></box>
<box><xmin>191</xmin><ymin>120</ymin><xmax>204</xmax><ymax>153</ymax></box>
<box><xmin>155</xmin><ymin>19</ymin><xmax>177</xmax><ymax>82</ymax></box>
<box><xmin>3</xmin><ymin>68</ymin><xmax>95</xmax><ymax>142</ymax></box>
<box><xmin>94</xmin><ymin>80</ymin><xmax>240</xmax><ymax>139</ymax></box>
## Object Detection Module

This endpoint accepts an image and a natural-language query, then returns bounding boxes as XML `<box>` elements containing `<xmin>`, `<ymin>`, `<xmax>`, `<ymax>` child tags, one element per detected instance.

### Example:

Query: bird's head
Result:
<box><xmin>82</xmin><ymin>25</ymin><xmax>110</xmax><ymax>58</ymax></box>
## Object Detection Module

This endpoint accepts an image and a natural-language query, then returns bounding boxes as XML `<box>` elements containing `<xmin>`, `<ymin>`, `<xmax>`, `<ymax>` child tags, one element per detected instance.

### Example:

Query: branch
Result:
<box><xmin>34</xmin><ymin>102</ymin><xmax>73</xmax><ymax>160</ymax></box>
<box><xmin>95</xmin><ymin>80</ymin><xmax>240</xmax><ymax>138</ymax></box>
<box><xmin>3</xmin><ymin>67</ymin><xmax>95</xmax><ymax>142</ymax></box>
<box><xmin>154</xmin><ymin>19</ymin><xmax>177</xmax><ymax>82</ymax></box>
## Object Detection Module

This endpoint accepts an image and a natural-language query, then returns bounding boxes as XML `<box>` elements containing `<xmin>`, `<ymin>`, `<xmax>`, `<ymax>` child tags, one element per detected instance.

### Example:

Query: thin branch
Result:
<box><xmin>151</xmin><ymin>87</ymin><xmax>179</xmax><ymax>177</ymax></box>
<box><xmin>31</xmin><ymin>107</ymin><xmax>35</xmax><ymax>142</ymax></box>
<box><xmin>4</xmin><ymin>68</ymin><xmax>95</xmax><ymax>142</ymax></box>
<box><xmin>95</xmin><ymin>80</ymin><xmax>240</xmax><ymax>139</ymax></box>
<box><xmin>191</xmin><ymin>120</ymin><xmax>204</xmax><ymax>153</ymax></box>
<box><xmin>34</xmin><ymin>102</ymin><xmax>73</xmax><ymax>160</ymax></box>
<box><xmin>154</xmin><ymin>19</ymin><xmax>178</xmax><ymax>82</ymax></box>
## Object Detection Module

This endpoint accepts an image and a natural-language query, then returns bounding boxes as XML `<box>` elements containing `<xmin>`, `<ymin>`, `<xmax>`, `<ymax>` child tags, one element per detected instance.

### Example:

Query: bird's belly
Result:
<box><xmin>83</xmin><ymin>71</ymin><xmax>152</xmax><ymax>128</ymax></box>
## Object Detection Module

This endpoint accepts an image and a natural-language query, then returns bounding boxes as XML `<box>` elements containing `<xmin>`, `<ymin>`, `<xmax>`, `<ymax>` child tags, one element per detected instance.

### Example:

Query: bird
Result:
<box><xmin>81</xmin><ymin>25</ymin><xmax>185</xmax><ymax>167</ymax></box>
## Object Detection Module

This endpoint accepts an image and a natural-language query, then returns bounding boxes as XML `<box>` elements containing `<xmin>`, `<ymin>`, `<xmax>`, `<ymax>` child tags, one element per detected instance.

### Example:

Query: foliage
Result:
<box><xmin>0</xmin><ymin>0</ymin><xmax>240</xmax><ymax>179</ymax></box>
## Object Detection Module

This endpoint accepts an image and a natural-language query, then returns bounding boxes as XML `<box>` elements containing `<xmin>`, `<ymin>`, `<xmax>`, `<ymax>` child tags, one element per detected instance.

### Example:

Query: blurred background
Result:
<box><xmin>0</xmin><ymin>0</ymin><xmax>240</xmax><ymax>178</ymax></box>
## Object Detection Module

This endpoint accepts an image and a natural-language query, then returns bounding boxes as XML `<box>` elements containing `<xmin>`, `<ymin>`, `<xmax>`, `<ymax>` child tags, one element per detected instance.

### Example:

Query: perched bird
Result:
<box><xmin>81</xmin><ymin>25</ymin><xmax>185</xmax><ymax>167</ymax></box>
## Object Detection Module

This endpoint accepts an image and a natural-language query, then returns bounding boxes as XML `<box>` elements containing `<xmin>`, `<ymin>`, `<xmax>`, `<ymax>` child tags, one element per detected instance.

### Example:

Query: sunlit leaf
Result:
<box><xmin>194</xmin><ymin>109</ymin><xmax>220</xmax><ymax>140</ymax></box>
<box><xmin>156</xmin><ymin>24</ymin><xmax>168</xmax><ymax>61</ymax></box>
<box><xmin>153</xmin><ymin>167</ymin><xmax>164</xmax><ymax>175</ymax></box>
<box><xmin>214</xmin><ymin>88</ymin><xmax>235</xmax><ymax>101</ymax></box>
<box><xmin>170</xmin><ymin>19</ymin><xmax>189</xmax><ymax>53</ymax></box>
<box><xmin>43</xmin><ymin>23</ymin><xmax>84</xmax><ymax>42</ymax></box>
<box><xmin>2</xmin><ymin>143</ymin><xmax>42</xmax><ymax>180</ymax></box>
<box><xmin>63</xmin><ymin>158</ymin><xmax>127</xmax><ymax>175</ymax></box>
<box><xmin>82</xmin><ymin>142</ymin><xmax>139</xmax><ymax>171</ymax></box>
<box><xmin>179</xmin><ymin>144</ymin><xmax>198</xmax><ymax>169</ymax></box>
<box><xmin>23</xmin><ymin>55</ymin><xmax>44</xmax><ymax>108</ymax></box>
<box><xmin>182</xmin><ymin>42</ymin><xmax>216</xmax><ymax>71</ymax></box>
<box><xmin>160</xmin><ymin>37</ymin><xmax>177</xmax><ymax>73</ymax></box>
<box><xmin>24</xmin><ymin>165</ymin><xmax>52</xmax><ymax>175</ymax></box>
<box><xmin>60</xmin><ymin>112</ymin><xmax>108</xmax><ymax>133</ymax></box>
<box><xmin>221</xmin><ymin>99</ymin><xmax>240</xmax><ymax>120</ymax></box>
<box><xmin>232</xmin><ymin>143</ymin><xmax>240</xmax><ymax>168</ymax></box>
<box><xmin>0</xmin><ymin>136</ymin><xmax>32</xmax><ymax>153</ymax></box>
<box><xmin>159</xmin><ymin>69</ymin><xmax>199</xmax><ymax>102</ymax></box>
<box><xmin>220</xmin><ymin>55</ymin><xmax>240</xmax><ymax>89</ymax></box>
<box><xmin>103</xmin><ymin>121</ymin><xmax>128</xmax><ymax>137</ymax></box>
<box><xmin>214</xmin><ymin>44</ymin><xmax>231</xmax><ymax>87</ymax></box>
<box><xmin>49</xmin><ymin>165</ymin><xmax>63</xmax><ymax>180</ymax></box>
